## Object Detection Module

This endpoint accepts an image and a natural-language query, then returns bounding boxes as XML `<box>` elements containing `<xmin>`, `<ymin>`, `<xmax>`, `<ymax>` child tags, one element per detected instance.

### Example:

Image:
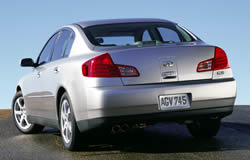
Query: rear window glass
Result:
<box><xmin>96</xmin><ymin>36</ymin><xmax>134</xmax><ymax>46</ymax></box>
<box><xmin>83</xmin><ymin>22</ymin><xmax>195</xmax><ymax>47</ymax></box>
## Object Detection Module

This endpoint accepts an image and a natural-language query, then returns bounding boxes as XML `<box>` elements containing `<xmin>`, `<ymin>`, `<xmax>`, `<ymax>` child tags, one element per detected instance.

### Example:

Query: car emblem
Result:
<box><xmin>162</xmin><ymin>71</ymin><xmax>177</xmax><ymax>79</ymax></box>
<box><xmin>162</xmin><ymin>61</ymin><xmax>174</xmax><ymax>67</ymax></box>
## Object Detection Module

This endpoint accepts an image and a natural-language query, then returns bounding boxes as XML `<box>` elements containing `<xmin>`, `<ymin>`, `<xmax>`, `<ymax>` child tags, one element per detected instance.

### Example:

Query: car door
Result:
<box><xmin>37</xmin><ymin>29</ymin><xmax>74</xmax><ymax>120</ymax></box>
<box><xmin>25</xmin><ymin>32</ymin><xmax>59</xmax><ymax>117</ymax></box>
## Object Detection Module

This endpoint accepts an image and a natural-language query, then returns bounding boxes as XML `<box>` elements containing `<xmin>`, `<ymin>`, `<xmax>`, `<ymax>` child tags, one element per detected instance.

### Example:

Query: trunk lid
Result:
<box><xmin>108</xmin><ymin>44</ymin><xmax>215</xmax><ymax>85</ymax></box>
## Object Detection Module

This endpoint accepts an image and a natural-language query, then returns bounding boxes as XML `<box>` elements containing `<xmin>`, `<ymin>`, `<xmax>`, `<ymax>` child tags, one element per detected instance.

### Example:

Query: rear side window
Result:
<box><xmin>158</xmin><ymin>27</ymin><xmax>180</xmax><ymax>43</ymax></box>
<box><xmin>51</xmin><ymin>30</ymin><xmax>72</xmax><ymax>61</ymax></box>
<box><xmin>64</xmin><ymin>32</ymin><xmax>75</xmax><ymax>57</ymax></box>
<box><xmin>142</xmin><ymin>30</ymin><xmax>152</xmax><ymax>41</ymax></box>
<box><xmin>176</xmin><ymin>25</ymin><xmax>193</xmax><ymax>42</ymax></box>
<box><xmin>38</xmin><ymin>32</ymin><xmax>59</xmax><ymax>65</ymax></box>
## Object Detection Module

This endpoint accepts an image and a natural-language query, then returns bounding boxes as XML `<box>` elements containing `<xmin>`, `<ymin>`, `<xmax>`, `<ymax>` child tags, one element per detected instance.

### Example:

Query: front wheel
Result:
<box><xmin>59</xmin><ymin>92</ymin><xmax>81</xmax><ymax>151</ymax></box>
<box><xmin>186</xmin><ymin>118</ymin><xmax>221</xmax><ymax>138</ymax></box>
<box><xmin>12</xmin><ymin>91</ymin><xmax>44</xmax><ymax>133</ymax></box>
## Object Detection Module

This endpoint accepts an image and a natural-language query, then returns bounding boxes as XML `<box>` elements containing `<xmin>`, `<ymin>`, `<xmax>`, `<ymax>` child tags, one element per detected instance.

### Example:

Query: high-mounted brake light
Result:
<box><xmin>197</xmin><ymin>47</ymin><xmax>230</xmax><ymax>72</ymax></box>
<box><xmin>82</xmin><ymin>53</ymin><xmax>139</xmax><ymax>77</ymax></box>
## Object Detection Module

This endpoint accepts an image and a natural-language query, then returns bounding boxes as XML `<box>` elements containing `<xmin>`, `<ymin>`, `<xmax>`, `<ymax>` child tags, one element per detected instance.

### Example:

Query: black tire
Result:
<box><xmin>186</xmin><ymin>118</ymin><xmax>221</xmax><ymax>138</ymax></box>
<box><xmin>59</xmin><ymin>92</ymin><xmax>81</xmax><ymax>151</ymax></box>
<box><xmin>12</xmin><ymin>91</ymin><xmax>44</xmax><ymax>134</ymax></box>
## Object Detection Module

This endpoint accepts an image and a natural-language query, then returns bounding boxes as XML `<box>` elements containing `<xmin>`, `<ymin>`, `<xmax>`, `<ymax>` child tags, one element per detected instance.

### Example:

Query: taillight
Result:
<box><xmin>197</xmin><ymin>58</ymin><xmax>213</xmax><ymax>72</ymax></box>
<box><xmin>213</xmin><ymin>47</ymin><xmax>230</xmax><ymax>70</ymax></box>
<box><xmin>82</xmin><ymin>53</ymin><xmax>139</xmax><ymax>77</ymax></box>
<box><xmin>116</xmin><ymin>64</ymin><xmax>139</xmax><ymax>77</ymax></box>
<box><xmin>197</xmin><ymin>47</ymin><xmax>230</xmax><ymax>72</ymax></box>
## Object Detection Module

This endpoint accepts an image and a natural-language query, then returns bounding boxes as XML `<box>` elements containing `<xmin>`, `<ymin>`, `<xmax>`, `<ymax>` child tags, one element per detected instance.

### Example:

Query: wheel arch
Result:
<box><xmin>56</xmin><ymin>86</ymin><xmax>67</xmax><ymax>122</ymax></box>
<box><xmin>56</xmin><ymin>86</ymin><xmax>82</xmax><ymax>131</ymax></box>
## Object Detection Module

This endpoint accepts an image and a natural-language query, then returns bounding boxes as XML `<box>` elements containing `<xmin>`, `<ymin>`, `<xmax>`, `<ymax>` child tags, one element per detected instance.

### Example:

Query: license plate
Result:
<box><xmin>158</xmin><ymin>94</ymin><xmax>190</xmax><ymax>110</ymax></box>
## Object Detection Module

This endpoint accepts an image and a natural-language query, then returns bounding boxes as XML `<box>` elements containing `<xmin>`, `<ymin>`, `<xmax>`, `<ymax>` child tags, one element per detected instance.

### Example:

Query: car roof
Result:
<box><xmin>76</xmin><ymin>18</ymin><xmax>175</xmax><ymax>28</ymax></box>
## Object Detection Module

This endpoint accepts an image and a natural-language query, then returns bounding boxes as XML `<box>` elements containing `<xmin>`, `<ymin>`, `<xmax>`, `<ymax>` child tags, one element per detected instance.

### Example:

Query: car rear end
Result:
<box><xmin>75</xmin><ymin>20</ymin><xmax>236</xmax><ymax>132</ymax></box>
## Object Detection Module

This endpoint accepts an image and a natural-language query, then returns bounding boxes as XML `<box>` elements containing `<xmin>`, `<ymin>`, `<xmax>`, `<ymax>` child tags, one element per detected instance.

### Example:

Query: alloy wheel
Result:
<box><xmin>14</xmin><ymin>97</ymin><xmax>32</xmax><ymax>130</ymax></box>
<box><xmin>60</xmin><ymin>99</ymin><xmax>72</xmax><ymax>144</ymax></box>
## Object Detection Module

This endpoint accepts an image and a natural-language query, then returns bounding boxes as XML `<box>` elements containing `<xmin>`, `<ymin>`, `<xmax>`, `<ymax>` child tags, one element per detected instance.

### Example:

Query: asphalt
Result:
<box><xmin>0</xmin><ymin>105</ymin><xmax>250</xmax><ymax>160</ymax></box>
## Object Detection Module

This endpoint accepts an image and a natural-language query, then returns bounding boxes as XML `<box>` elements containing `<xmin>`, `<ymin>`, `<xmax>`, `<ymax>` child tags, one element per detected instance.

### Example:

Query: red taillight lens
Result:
<box><xmin>213</xmin><ymin>47</ymin><xmax>230</xmax><ymax>70</ymax></box>
<box><xmin>82</xmin><ymin>53</ymin><xmax>139</xmax><ymax>77</ymax></box>
<box><xmin>82</xmin><ymin>53</ymin><xmax>120</xmax><ymax>77</ymax></box>
<box><xmin>197</xmin><ymin>47</ymin><xmax>230</xmax><ymax>72</ymax></box>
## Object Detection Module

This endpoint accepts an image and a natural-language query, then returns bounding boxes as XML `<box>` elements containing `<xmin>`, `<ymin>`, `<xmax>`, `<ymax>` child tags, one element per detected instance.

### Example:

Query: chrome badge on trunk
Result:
<box><xmin>160</xmin><ymin>58</ymin><xmax>178</xmax><ymax>82</ymax></box>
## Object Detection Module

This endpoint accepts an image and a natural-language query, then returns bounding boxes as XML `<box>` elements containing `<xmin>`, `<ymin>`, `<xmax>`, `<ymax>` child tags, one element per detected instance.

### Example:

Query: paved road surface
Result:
<box><xmin>0</xmin><ymin>105</ymin><xmax>250</xmax><ymax>160</ymax></box>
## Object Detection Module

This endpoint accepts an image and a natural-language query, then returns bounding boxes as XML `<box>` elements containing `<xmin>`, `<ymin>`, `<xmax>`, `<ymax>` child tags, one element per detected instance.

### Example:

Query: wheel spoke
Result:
<box><xmin>67</xmin><ymin>127</ymin><xmax>71</xmax><ymax>140</ymax></box>
<box><xmin>17</xmin><ymin>98</ymin><xmax>24</xmax><ymax>109</ymax></box>
<box><xmin>20</xmin><ymin>116</ymin><xmax>24</xmax><ymax>126</ymax></box>
<box><xmin>67</xmin><ymin>112</ymin><xmax>71</xmax><ymax>121</ymax></box>
<box><xmin>68</xmin><ymin>122</ymin><xmax>72</xmax><ymax>131</ymax></box>
<box><xmin>66</xmin><ymin>126</ymin><xmax>69</xmax><ymax>140</ymax></box>
<box><xmin>60</xmin><ymin>99</ymin><xmax>73</xmax><ymax>143</ymax></box>
<box><xmin>61</xmin><ymin>104</ymin><xmax>66</xmax><ymax>120</ymax></box>
<box><xmin>62</xmin><ymin>119</ymin><xmax>67</xmax><ymax>136</ymax></box>
<box><xmin>61</xmin><ymin>112</ymin><xmax>65</xmax><ymax>121</ymax></box>
<box><xmin>67</xmin><ymin>124</ymin><xmax>72</xmax><ymax>138</ymax></box>
<box><xmin>16</xmin><ymin>98</ymin><xmax>22</xmax><ymax>108</ymax></box>
<box><xmin>23</xmin><ymin>116</ymin><xmax>29</xmax><ymax>126</ymax></box>
<box><xmin>63</xmin><ymin>127</ymin><xmax>67</xmax><ymax>137</ymax></box>
<box><xmin>62</xmin><ymin>119</ymin><xmax>65</xmax><ymax>129</ymax></box>
<box><xmin>63</xmin><ymin>113</ymin><xmax>68</xmax><ymax>122</ymax></box>
<box><xmin>15</xmin><ymin>110</ymin><xmax>22</xmax><ymax>115</ymax></box>
<box><xmin>66</xmin><ymin>105</ymin><xmax>70</xmax><ymax>115</ymax></box>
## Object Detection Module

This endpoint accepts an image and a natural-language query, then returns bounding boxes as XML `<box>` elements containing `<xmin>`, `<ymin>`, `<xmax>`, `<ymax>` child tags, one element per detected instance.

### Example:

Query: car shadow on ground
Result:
<box><xmin>39</xmin><ymin>122</ymin><xmax>250</xmax><ymax>153</ymax></box>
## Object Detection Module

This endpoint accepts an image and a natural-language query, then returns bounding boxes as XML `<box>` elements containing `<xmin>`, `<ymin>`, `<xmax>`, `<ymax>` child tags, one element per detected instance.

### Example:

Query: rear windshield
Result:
<box><xmin>83</xmin><ymin>22</ymin><xmax>196</xmax><ymax>47</ymax></box>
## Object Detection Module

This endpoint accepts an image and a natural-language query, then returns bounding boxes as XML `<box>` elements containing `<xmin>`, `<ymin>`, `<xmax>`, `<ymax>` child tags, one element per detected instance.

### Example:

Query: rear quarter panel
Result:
<box><xmin>51</xmin><ymin>54</ymin><xmax>123</xmax><ymax>122</ymax></box>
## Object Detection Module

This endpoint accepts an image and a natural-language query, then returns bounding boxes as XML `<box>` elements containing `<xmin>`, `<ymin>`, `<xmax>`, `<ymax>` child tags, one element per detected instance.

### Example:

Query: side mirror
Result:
<box><xmin>20</xmin><ymin>58</ymin><xmax>35</xmax><ymax>67</ymax></box>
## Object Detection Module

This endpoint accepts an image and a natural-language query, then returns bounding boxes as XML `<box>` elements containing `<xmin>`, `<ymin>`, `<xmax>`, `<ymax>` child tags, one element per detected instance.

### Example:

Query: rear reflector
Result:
<box><xmin>82</xmin><ymin>53</ymin><xmax>139</xmax><ymax>77</ymax></box>
<box><xmin>197</xmin><ymin>47</ymin><xmax>230</xmax><ymax>72</ymax></box>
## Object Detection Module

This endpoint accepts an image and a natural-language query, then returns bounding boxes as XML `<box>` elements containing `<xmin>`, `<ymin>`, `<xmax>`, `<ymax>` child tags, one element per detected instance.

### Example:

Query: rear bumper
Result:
<box><xmin>77</xmin><ymin>78</ymin><xmax>236</xmax><ymax>132</ymax></box>
<box><xmin>85</xmin><ymin>78</ymin><xmax>236</xmax><ymax>118</ymax></box>
<box><xmin>77</xmin><ymin>105</ymin><xmax>233</xmax><ymax>132</ymax></box>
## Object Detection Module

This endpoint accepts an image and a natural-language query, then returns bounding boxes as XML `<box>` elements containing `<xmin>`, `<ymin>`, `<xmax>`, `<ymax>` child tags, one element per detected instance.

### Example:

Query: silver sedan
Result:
<box><xmin>12</xmin><ymin>18</ymin><xmax>236</xmax><ymax>150</ymax></box>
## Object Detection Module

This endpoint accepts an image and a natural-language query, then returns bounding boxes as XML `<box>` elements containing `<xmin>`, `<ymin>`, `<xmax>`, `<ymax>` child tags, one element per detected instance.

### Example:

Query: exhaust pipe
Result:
<box><xmin>111</xmin><ymin>125</ymin><xmax>122</xmax><ymax>134</ymax></box>
<box><xmin>111</xmin><ymin>123</ymin><xmax>130</xmax><ymax>135</ymax></box>
<box><xmin>184</xmin><ymin>120</ymin><xmax>193</xmax><ymax>124</ymax></box>
<box><xmin>133</xmin><ymin>123</ymin><xmax>147</xmax><ymax>129</ymax></box>
<box><xmin>121</xmin><ymin>123</ymin><xmax>130</xmax><ymax>132</ymax></box>
<box><xmin>111</xmin><ymin>123</ymin><xmax>147</xmax><ymax>135</ymax></box>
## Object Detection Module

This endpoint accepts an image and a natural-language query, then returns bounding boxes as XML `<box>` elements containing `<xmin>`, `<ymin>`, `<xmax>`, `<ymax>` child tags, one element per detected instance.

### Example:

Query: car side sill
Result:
<box><xmin>27</xmin><ymin>115</ymin><xmax>59</xmax><ymax>129</ymax></box>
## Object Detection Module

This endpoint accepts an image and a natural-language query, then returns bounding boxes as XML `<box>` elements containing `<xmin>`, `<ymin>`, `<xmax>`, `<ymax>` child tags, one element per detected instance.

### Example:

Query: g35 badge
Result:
<box><xmin>216</xmin><ymin>71</ymin><xmax>225</xmax><ymax>75</ymax></box>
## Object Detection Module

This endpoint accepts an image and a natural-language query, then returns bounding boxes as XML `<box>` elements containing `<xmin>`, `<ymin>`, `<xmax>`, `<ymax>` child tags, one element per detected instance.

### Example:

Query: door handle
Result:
<box><xmin>54</xmin><ymin>67</ymin><xmax>60</xmax><ymax>73</ymax></box>
<box><xmin>37</xmin><ymin>71</ymin><xmax>41</xmax><ymax>78</ymax></box>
